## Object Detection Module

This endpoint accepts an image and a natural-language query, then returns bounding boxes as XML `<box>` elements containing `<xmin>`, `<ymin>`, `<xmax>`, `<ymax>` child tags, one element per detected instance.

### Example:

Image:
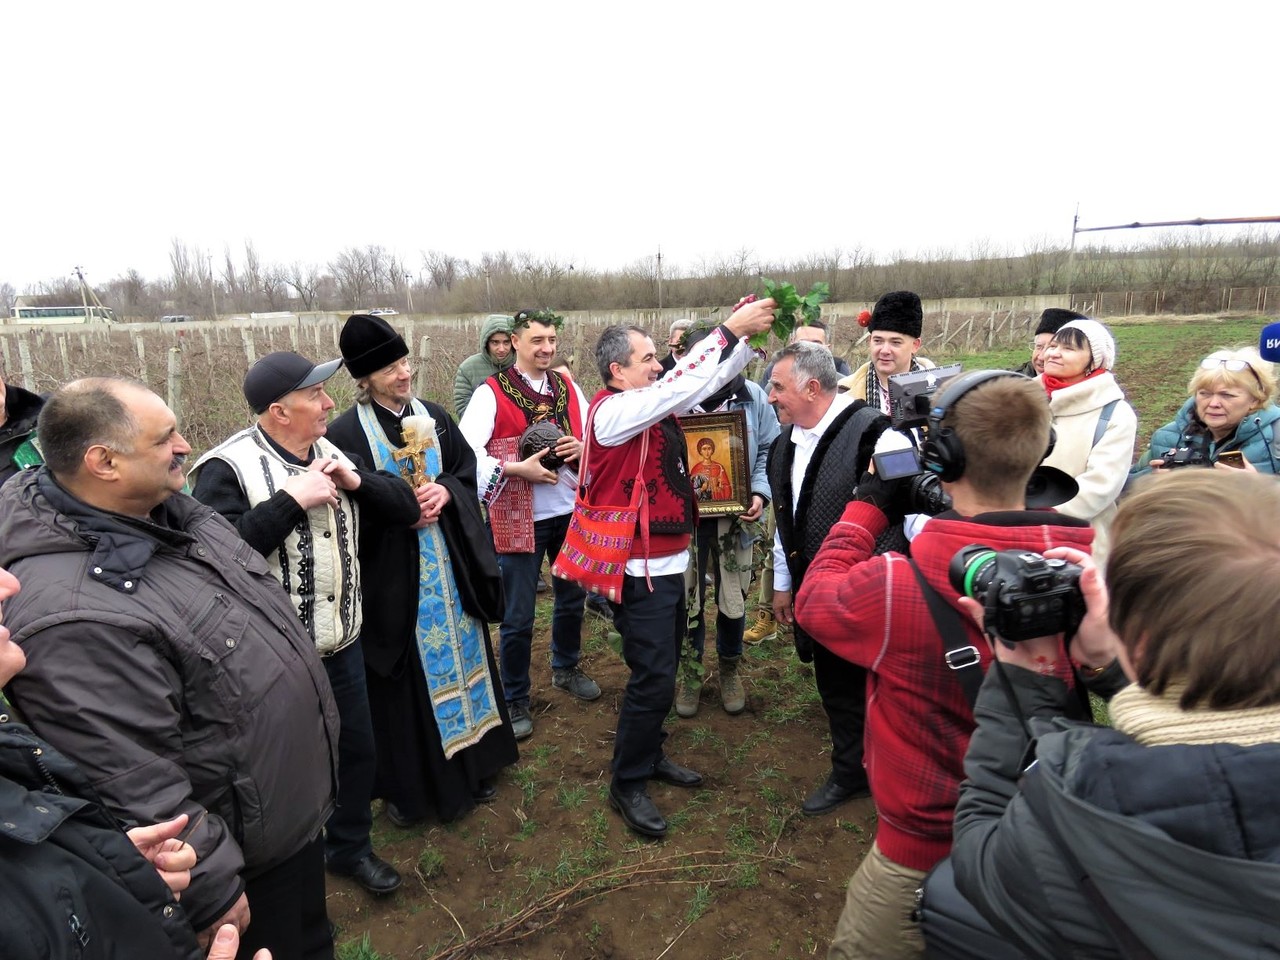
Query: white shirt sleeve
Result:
<box><xmin>773</xmin><ymin>526</ymin><xmax>792</xmax><ymax>593</ymax></box>
<box><xmin>592</xmin><ymin>328</ymin><xmax>757</xmax><ymax>446</ymax></box>
<box><xmin>457</xmin><ymin>383</ymin><xmax>505</xmax><ymax>503</ymax></box>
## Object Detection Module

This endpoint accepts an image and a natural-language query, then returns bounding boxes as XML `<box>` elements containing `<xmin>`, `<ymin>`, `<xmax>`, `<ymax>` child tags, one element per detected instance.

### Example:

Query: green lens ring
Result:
<box><xmin>963</xmin><ymin>550</ymin><xmax>998</xmax><ymax>598</ymax></box>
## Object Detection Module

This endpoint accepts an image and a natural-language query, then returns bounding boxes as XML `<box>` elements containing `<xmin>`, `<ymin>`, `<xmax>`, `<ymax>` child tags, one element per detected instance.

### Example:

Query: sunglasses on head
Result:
<box><xmin>1201</xmin><ymin>355</ymin><xmax>1262</xmax><ymax>386</ymax></box>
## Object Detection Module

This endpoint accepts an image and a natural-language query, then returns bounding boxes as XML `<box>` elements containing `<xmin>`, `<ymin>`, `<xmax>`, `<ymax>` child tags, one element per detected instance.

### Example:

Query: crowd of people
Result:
<box><xmin>0</xmin><ymin>292</ymin><xmax>1277</xmax><ymax>959</ymax></box>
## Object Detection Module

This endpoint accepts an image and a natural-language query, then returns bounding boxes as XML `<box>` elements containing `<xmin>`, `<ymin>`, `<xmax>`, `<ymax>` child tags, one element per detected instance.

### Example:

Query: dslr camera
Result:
<box><xmin>887</xmin><ymin>363</ymin><xmax>963</xmax><ymax>429</ymax></box>
<box><xmin>949</xmin><ymin>545</ymin><xmax>1085</xmax><ymax>644</ymax></box>
<box><xmin>1161</xmin><ymin>432</ymin><xmax>1210</xmax><ymax>470</ymax></box>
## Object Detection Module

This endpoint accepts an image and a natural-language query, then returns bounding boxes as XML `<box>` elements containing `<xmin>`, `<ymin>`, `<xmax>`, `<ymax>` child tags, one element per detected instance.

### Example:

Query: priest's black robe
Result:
<box><xmin>328</xmin><ymin>398</ymin><xmax>518</xmax><ymax>823</ymax></box>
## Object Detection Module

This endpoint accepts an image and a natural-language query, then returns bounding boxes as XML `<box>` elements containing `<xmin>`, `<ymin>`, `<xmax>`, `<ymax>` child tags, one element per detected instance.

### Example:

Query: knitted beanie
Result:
<box><xmin>1057</xmin><ymin>318</ymin><xmax>1116</xmax><ymax>372</ymax></box>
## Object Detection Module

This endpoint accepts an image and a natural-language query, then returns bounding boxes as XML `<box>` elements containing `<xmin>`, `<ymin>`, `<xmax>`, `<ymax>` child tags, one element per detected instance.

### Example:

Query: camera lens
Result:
<box><xmin>949</xmin><ymin>545</ymin><xmax>997</xmax><ymax>599</ymax></box>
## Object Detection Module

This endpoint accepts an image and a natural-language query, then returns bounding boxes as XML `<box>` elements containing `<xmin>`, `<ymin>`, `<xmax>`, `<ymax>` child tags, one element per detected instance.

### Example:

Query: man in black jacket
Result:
<box><xmin>0</xmin><ymin>378</ymin><xmax>340</xmax><ymax>960</ymax></box>
<box><xmin>766</xmin><ymin>341</ymin><xmax>889</xmax><ymax>816</ymax></box>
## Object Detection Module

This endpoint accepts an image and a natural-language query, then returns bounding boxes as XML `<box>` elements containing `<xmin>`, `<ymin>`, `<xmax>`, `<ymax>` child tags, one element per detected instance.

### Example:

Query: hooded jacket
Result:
<box><xmin>0</xmin><ymin>470</ymin><xmax>340</xmax><ymax>932</ymax></box>
<box><xmin>1132</xmin><ymin>395</ymin><xmax>1280</xmax><ymax>475</ymax></box>
<box><xmin>1039</xmin><ymin>371</ymin><xmax>1137</xmax><ymax>566</ymax></box>
<box><xmin>453</xmin><ymin>314</ymin><xmax>515</xmax><ymax>417</ymax></box>
<box><xmin>0</xmin><ymin>383</ymin><xmax>46</xmax><ymax>485</ymax></box>
<box><xmin>952</xmin><ymin>665</ymin><xmax>1280</xmax><ymax>959</ymax></box>
<box><xmin>795</xmin><ymin>500</ymin><xmax>1094</xmax><ymax>871</ymax></box>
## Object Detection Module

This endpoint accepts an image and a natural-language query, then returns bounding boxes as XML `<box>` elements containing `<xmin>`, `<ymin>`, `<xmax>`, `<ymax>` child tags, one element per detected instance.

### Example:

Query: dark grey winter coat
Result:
<box><xmin>952</xmin><ymin>663</ymin><xmax>1280</xmax><ymax>959</ymax></box>
<box><xmin>0</xmin><ymin>470</ymin><xmax>340</xmax><ymax>932</ymax></box>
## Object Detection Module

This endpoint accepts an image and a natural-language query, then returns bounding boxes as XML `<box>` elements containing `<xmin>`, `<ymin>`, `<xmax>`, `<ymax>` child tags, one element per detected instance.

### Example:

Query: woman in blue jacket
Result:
<box><xmin>1132</xmin><ymin>345</ymin><xmax>1280</xmax><ymax>475</ymax></box>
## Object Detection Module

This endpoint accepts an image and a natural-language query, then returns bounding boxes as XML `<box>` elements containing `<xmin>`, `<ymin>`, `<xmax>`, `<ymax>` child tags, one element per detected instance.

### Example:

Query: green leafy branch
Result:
<box><xmin>747</xmin><ymin>278</ymin><xmax>830</xmax><ymax>350</ymax></box>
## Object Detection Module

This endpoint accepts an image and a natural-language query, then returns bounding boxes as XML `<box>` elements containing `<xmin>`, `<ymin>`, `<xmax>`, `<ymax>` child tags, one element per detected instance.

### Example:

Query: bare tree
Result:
<box><xmin>169</xmin><ymin>238</ymin><xmax>200</xmax><ymax>307</ymax></box>
<box><xmin>328</xmin><ymin>247</ymin><xmax>374</xmax><ymax>307</ymax></box>
<box><xmin>0</xmin><ymin>281</ymin><xmax>15</xmax><ymax>315</ymax></box>
<box><xmin>285</xmin><ymin>262</ymin><xmax>322</xmax><ymax>311</ymax></box>
<box><xmin>423</xmin><ymin>249</ymin><xmax>461</xmax><ymax>291</ymax></box>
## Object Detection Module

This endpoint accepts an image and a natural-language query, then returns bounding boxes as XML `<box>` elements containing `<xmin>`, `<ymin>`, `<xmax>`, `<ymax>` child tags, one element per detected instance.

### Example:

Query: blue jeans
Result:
<box><xmin>321</xmin><ymin>638</ymin><xmax>375</xmax><ymax>869</ymax></box>
<box><xmin>610</xmin><ymin>573</ymin><xmax>685</xmax><ymax>792</ymax></box>
<box><xmin>496</xmin><ymin>513</ymin><xmax>586</xmax><ymax>706</ymax></box>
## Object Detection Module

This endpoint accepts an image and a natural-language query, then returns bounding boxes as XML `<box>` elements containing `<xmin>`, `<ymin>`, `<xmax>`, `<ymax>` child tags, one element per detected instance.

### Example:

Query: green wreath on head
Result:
<box><xmin>512</xmin><ymin>308</ymin><xmax>565</xmax><ymax>332</ymax></box>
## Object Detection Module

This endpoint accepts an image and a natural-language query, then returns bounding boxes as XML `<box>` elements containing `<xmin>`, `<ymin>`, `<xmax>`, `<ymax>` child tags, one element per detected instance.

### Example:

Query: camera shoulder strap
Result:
<box><xmin>908</xmin><ymin>559</ymin><xmax>983</xmax><ymax>708</ymax></box>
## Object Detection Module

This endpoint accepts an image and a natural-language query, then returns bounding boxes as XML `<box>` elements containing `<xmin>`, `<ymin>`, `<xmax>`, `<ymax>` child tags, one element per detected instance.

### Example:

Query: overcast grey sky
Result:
<box><xmin>3</xmin><ymin>0</ymin><xmax>1274</xmax><ymax>293</ymax></box>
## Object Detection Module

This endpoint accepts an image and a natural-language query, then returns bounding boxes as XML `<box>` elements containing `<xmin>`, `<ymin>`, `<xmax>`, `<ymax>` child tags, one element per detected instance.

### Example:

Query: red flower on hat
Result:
<box><xmin>857</xmin><ymin>309</ymin><xmax>872</xmax><ymax>328</ymax></box>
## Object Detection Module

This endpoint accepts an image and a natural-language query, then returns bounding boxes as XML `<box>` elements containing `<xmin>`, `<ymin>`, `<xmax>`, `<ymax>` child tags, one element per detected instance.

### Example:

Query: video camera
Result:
<box><xmin>869</xmin><ymin>446</ymin><xmax>952</xmax><ymax>516</ymax></box>
<box><xmin>887</xmin><ymin>363</ymin><xmax>963</xmax><ymax>429</ymax></box>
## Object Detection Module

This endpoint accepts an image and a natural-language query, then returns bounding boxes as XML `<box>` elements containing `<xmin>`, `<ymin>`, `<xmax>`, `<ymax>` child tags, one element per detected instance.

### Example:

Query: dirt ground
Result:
<box><xmin>324</xmin><ymin>601</ymin><xmax>878</xmax><ymax>960</ymax></box>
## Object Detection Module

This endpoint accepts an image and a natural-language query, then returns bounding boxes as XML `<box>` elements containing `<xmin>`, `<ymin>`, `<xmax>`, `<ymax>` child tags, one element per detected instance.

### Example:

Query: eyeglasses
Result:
<box><xmin>1201</xmin><ymin>355</ymin><xmax>1263</xmax><ymax>388</ymax></box>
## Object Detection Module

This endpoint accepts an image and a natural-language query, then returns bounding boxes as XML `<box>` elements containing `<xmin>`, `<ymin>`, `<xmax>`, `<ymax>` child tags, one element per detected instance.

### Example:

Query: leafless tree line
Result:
<box><xmin>5</xmin><ymin>231</ymin><xmax>1278</xmax><ymax>321</ymax></box>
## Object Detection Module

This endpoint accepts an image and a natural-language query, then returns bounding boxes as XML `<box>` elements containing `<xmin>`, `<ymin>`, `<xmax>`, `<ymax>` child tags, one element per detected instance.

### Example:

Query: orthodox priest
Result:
<box><xmin>328</xmin><ymin>314</ymin><xmax>518</xmax><ymax>826</ymax></box>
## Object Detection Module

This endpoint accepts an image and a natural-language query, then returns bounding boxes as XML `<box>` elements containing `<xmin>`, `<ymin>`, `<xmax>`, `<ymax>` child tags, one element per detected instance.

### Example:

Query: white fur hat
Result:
<box><xmin>1057</xmin><ymin>318</ymin><xmax>1116</xmax><ymax>372</ymax></box>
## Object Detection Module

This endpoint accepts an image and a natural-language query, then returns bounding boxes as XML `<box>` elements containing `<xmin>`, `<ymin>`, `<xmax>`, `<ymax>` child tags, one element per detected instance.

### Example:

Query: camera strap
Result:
<box><xmin>908</xmin><ymin>560</ymin><xmax>983</xmax><ymax>708</ymax></box>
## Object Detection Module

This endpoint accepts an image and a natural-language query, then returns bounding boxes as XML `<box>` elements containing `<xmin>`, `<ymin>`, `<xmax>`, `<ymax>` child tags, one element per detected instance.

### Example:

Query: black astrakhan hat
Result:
<box><xmin>1034</xmin><ymin>308</ymin><xmax>1087</xmax><ymax>337</ymax></box>
<box><xmin>868</xmin><ymin>291</ymin><xmax>923</xmax><ymax>338</ymax></box>
<box><xmin>340</xmin><ymin>314</ymin><xmax>409</xmax><ymax>379</ymax></box>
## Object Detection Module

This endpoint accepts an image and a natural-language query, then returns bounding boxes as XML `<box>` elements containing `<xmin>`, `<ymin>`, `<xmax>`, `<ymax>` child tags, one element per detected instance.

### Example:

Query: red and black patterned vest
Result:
<box><xmin>484</xmin><ymin>368</ymin><xmax>585</xmax><ymax>552</ymax></box>
<box><xmin>586</xmin><ymin>389</ymin><xmax>697</xmax><ymax>559</ymax></box>
<box><xmin>486</xmin><ymin>368</ymin><xmax>584</xmax><ymax>443</ymax></box>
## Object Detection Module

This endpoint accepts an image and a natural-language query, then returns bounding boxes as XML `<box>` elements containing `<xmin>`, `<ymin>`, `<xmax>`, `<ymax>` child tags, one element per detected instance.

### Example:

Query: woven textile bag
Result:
<box><xmin>552</xmin><ymin>404</ymin><xmax>650</xmax><ymax>603</ymax></box>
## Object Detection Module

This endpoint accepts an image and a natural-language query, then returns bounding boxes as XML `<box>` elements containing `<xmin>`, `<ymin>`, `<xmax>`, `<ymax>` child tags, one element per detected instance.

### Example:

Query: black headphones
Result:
<box><xmin>920</xmin><ymin>369</ymin><xmax>1055</xmax><ymax>482</ymax></box>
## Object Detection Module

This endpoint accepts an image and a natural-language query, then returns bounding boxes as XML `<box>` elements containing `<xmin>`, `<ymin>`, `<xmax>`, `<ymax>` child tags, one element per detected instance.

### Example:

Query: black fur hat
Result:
<box><xmin>1034</xmin><ymin>308</ymin><xmax>1087</xmax><ymax>337</ymax></box>
<box><xmin>868</xmin><ymin>291</ymin><xmax>923</xmax><ymax>338</ymax></box>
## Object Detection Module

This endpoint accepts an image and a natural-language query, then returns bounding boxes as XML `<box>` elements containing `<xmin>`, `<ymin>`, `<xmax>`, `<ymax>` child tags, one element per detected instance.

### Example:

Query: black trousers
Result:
<box><xmin>238</xmin><ymin>836</ymin><xmax>333</xmax><ymax>960</ymax></box>
<box><xmin>812</xmin><ymin>640</ymin><xmax>870</xmax><ymax>791</ymax></box>
<box><xmin>320</xmin><ymin>639</ymin><xmax>375</xmax><ymax>869</ymax></box>
<box><xmin>609</xmin><ymin>573</ymin><xmax>685</xmax><ymax>791</ymax></box>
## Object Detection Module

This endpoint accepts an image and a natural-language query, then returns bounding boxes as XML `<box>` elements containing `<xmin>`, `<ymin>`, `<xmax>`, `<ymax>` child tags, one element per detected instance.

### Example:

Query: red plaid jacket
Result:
<box><xmin>795</xmin><ymin>500</ymin><xmax>1093</xmax><ymax>871</ymax></box>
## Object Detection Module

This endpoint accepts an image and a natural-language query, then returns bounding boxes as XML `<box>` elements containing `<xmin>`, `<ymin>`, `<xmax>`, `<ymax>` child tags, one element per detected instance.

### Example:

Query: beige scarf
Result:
<box><xmin>1109</xmin><ymin>682</ymin><xmax>1280</xmax><ymax>747</ymax></box>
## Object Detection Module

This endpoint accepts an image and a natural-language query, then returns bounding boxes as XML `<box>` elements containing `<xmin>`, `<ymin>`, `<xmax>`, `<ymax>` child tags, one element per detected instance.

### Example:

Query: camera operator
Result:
<box><xmin>937</xmin><ymin>469</ymin><xmax>1280</xmax><ymax>960</ymax></box>
<box><xmin>794</xmin><ymin>370</ymin><xmax>1094</xmax><ymax>960</ymax></box>
<box><xmin>1131</xmin><ymin>346</ymin><xmax>1280</xmax><ymax>476</ymax></box>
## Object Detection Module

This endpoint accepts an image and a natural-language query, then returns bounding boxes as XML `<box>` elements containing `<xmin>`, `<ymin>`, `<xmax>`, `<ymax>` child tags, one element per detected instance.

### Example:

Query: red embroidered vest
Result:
<box><xmin>586</xmin><ymin>389</ymin><xmax>697</xmax><ymax>559</ymax></box>
<box><xmin>485</xmin><ymin>369</ymin><xmax>585</xmax><ymax>553</ymax></box>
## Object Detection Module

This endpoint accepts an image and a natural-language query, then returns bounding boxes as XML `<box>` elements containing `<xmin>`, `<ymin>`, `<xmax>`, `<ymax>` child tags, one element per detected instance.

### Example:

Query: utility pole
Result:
<box><xmin>1065</xmin><ymin>205</ymin><xmax>1080</xmax><ymax>304</ymax></box>
<box><xmin>484</xmin><ymin>268</ymin><xmax>493</xmax><ymax>311</ymax></box>
<box><xmin>75</xmin><ymin>265</ymin><xmax>91</xmax><ymax>322</ymax></box>
<box><xmin>405</xmin><ymin>273</ymin><xmax>414</xmax><ymax>314</ymax></box>
<box><xmin>657</xmin><ymin>246</ymin><xmax>663</xmax><ymax>309</ymax></box>
<box><xmin>207</xmin><ymin>255</ymin><xmax>218</xmax><ymax>320</ymax></box>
